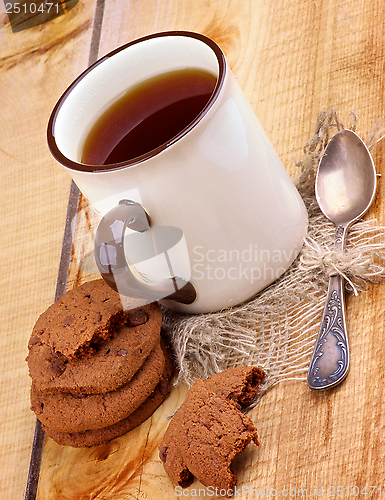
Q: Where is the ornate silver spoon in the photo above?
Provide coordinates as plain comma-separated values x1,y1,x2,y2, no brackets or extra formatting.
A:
307,129,377,390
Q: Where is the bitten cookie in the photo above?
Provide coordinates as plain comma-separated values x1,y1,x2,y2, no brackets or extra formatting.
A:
31,341,166,433
42,342,174,447
31,279,131,359
203,366,265,407
26,302,162,394
159,366,265,495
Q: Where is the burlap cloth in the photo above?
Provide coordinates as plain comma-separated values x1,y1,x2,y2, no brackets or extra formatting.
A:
161,110,385,393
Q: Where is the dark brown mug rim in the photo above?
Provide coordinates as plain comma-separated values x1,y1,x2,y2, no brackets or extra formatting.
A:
47,31,226,173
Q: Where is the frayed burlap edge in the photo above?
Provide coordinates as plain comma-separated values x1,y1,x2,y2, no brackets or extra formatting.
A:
162,110,385,394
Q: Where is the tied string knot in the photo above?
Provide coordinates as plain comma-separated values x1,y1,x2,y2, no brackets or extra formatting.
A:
300,226,385,296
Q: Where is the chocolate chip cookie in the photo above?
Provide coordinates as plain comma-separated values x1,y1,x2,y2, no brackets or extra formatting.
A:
31,341,166,433
159,366,265,494
31,279,131,359
27,302,162,394
42,343,174,447
203,366,265,407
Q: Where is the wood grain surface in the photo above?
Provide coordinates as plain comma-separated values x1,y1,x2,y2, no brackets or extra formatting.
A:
1,1,385,499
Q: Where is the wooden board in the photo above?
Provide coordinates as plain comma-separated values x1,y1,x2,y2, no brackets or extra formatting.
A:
2,0,385,498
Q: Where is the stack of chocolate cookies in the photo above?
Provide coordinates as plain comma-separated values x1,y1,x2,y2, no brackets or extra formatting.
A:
26,279,173,447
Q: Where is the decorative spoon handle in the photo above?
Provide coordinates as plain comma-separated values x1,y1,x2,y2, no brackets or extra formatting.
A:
307,273,349,390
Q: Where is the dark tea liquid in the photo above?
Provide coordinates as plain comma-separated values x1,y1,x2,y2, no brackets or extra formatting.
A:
81,68,217,167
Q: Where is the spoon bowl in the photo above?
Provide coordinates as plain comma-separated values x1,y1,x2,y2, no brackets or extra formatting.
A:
308,129,377,390
315,129,377,228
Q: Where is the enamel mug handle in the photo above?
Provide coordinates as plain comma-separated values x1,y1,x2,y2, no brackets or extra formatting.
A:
94,200,196,304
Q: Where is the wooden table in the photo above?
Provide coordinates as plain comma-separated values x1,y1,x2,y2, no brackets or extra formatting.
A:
2,1,385,498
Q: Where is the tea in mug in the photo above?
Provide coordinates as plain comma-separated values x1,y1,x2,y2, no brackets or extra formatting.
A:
81,68,217,168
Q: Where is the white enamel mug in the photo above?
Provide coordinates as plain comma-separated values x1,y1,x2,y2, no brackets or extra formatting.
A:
47,31,308,314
